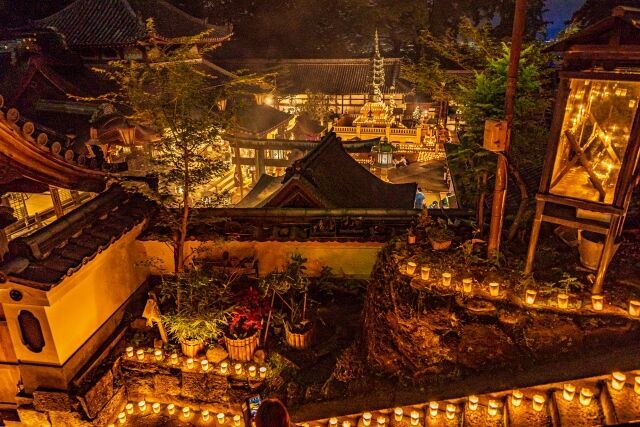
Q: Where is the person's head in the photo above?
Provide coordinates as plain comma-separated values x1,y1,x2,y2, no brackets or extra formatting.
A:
255,398,290,427
417,187,423,193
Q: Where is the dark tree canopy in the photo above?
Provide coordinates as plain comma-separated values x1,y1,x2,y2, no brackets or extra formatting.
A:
570,0,639,26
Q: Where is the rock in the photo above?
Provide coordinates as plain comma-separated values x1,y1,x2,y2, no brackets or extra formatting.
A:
181,371,227,402
153,374,181,396
523,314,583,357
130,318,149,330
285,382,303,406
78,369,114,419
206,346,229,364
48,411,91,427
457,324,519,370
17,408,51,426
253,349,266,364
304,384,322,402
92,386,126,427
33,390,75,412
153,339,164,349
123,372,154,397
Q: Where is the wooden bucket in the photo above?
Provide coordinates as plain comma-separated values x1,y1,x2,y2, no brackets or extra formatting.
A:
224,332,259,362
430,239,452,250
180,340,204,358
285,324,315,350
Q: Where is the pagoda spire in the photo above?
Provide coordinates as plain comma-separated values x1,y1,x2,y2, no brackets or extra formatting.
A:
369,29,385,103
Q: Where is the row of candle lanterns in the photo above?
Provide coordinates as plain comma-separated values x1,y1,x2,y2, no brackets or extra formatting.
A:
112,400,241,425
405,261,640,316
124,347,267,377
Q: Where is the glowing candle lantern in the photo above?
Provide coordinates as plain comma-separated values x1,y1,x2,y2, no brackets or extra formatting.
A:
234,363,243,375
220,362,228,374
591,295,604,311
343,421,351,427
580,388,593,406
201,360,209,372
183,407,191,418
563,384,576,401
125,403,134,415
488,400,498,417
629,300,640,317
557,293,569,309
154,349,163,361
468,395,478,411
138,401,147,413
186,358,194,369
532,395,545,412
511,390,523,407
462,278,473,293
421,266,430,281
152,402,161,413
117,412,126,424
329,418,338,427
170,353,179,364
376,416,386,427
136,349,145,361
429,402,438,417
442,273,452,287
108,424,115,427
612,372,626,391
489,282,500,297
406,262,417,275
167,403,176,415
445,404,456,420
410,411,419,426
217,412,225,424
249,365,257,377
362,413,372,426
635,376,640,395
394,407,403,421
234,415,242,426
259,366,267,378
525,289,537,305
126,346,134,357
202,410,210,422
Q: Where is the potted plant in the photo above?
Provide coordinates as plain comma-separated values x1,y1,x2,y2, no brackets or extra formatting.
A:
427,218,455,250
224,287,265,361
159,271,233,357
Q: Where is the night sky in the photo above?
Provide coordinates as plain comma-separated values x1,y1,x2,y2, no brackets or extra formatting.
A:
545,0,587,38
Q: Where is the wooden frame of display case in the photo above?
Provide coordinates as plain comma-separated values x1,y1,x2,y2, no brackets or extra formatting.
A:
525,7,640,294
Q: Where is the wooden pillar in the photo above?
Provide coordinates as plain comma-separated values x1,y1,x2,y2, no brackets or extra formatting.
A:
49,186,64,218
233,141,244,199
255,148,266,177
0,229,8,261
524,200,544,274
592,215,623,294
70,190,81,205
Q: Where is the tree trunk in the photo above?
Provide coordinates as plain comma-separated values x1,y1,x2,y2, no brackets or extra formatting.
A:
506,158,529,241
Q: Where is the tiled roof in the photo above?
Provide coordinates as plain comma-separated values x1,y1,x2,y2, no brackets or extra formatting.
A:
0,185,154,288
34,0,231,47
234,103,292,137
251,132,417,209
216,58,412,95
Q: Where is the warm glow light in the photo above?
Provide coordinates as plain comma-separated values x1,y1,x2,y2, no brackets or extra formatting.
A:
445,404,456,420
376,416,385,427
217,412,225,424
525,289,537,305
421,266,430,281
249,365,257,377
612,372,626,391
557,293,569,309
462,278,473,293
342,421,351,427
563,384,576,401
118,412,126,424
635,376,640,395
183,407,191,418
201,360,209,372
187,358,194,369
260,366,267,378
138,401,147,412
591,295,604,311
394,407,403,421
468,395,478,411
154,349,163,361
126,346,134,357
234,415,242,426
442,273,452,287
580,388,593,406
152,402,160,413
406,262,417,275
532,394,545,412
410,411,419,426
429,401,439,418
629,300,640,317
125,403,134,414
489,282,500,297
168,404,176,415
329,418,338,427
221,362,228,374
234,363,243,375
488,400,498,416
136,349,145,360
202,410,210,422
511,390,523,407
362,413,372,426
171,353,179,364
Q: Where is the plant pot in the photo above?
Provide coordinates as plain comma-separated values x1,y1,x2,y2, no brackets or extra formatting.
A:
285,323,315,350
578,231,619,271
407,235,416,245
224,332,259,362
430,239,452,250
181,339,204,358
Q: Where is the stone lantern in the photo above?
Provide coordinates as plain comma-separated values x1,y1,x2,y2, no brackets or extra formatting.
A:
372,138,395,181
525,7,640,293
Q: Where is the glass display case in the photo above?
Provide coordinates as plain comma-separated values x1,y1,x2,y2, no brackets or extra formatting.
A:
549,78,640,205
